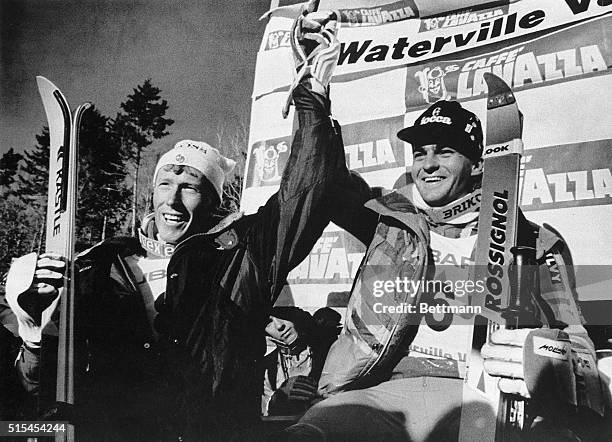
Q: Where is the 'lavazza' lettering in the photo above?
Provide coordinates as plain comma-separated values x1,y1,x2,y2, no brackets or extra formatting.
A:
457,45,607,99
345,138,397,170
521,162,612,206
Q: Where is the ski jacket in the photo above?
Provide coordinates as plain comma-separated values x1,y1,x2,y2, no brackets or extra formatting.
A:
1,83,347,439
318,136,604,416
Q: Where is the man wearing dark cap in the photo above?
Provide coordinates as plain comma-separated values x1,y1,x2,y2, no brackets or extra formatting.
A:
279,71,604,438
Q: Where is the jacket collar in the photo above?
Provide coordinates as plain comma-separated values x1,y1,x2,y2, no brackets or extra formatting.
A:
364,185,420,226
134,211,246,258
364,184,479,227
364,185,430,244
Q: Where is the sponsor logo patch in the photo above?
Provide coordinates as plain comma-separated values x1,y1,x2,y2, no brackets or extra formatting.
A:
533,336,570,361
545,253,563,285
421,113,452,125
139,231,175,258
442,191,481,220
484,145,509,156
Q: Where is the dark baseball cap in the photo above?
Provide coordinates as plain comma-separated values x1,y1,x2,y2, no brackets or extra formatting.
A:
397,100,483,161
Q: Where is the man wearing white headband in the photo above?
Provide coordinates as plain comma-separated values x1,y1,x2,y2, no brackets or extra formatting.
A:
148,139,236,245
154,139,236,204
2,14,344,438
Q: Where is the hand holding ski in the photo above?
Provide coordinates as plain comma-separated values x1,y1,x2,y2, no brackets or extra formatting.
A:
482,328,534,399
483,327,578,402
5,253,65,345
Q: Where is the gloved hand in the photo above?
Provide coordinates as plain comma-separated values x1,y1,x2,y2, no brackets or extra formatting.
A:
483,328,578,405
5,252,65,346
482,328,536,398
279,375,318,401
268,375,318,415
282,7,341,118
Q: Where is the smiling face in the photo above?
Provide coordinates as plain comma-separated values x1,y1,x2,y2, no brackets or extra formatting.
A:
153,165,216,244
265,316,298,346
411,144,483,207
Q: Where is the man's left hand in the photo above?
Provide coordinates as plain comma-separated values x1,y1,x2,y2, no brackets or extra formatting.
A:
282,8,340,118
482,328,534,398
483,327,580,406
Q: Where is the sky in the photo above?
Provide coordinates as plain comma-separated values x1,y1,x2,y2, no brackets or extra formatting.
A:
0,0,272,157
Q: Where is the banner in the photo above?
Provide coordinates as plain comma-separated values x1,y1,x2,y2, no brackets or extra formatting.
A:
254,0,611,98
270,0,519,22
404,18,611,107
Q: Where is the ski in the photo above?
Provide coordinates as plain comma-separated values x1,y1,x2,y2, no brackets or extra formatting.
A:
459,73,525,442
37,76,91,442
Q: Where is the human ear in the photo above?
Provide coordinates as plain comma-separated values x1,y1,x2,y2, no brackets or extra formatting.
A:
471,157,484,177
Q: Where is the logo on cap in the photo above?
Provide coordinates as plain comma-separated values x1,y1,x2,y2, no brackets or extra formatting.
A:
421,107,452,126
175,154,185,163
180,142,207,154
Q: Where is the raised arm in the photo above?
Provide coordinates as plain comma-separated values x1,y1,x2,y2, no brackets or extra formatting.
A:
251,11,378,301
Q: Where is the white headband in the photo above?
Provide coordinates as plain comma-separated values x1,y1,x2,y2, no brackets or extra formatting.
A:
154,140,236,201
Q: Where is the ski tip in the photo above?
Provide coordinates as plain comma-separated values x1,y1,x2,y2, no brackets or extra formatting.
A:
76,102,93,112
484,73,516,110
74,102,93,123
36,76,59,94
36,75,51,86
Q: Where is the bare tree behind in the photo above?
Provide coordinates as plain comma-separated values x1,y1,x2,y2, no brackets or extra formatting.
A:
208,112,249,218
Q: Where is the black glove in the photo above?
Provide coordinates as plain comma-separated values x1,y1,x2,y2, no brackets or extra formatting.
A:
268,375,317,415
